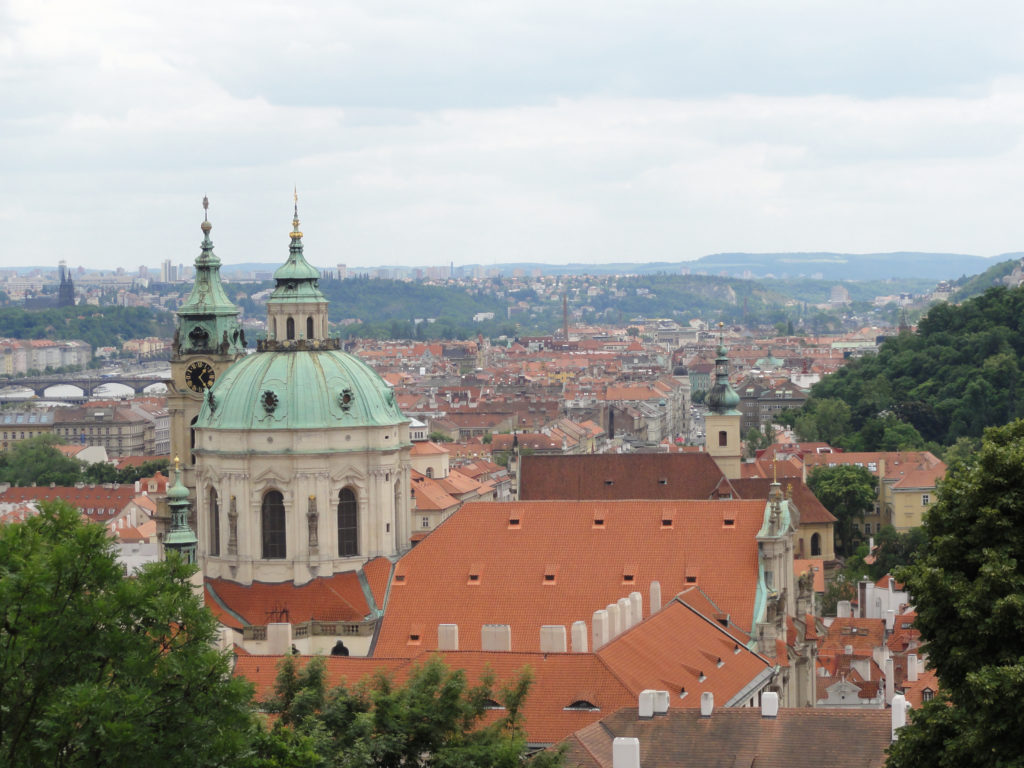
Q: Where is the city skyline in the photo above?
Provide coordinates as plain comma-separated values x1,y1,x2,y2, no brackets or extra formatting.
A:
5,1,1024,270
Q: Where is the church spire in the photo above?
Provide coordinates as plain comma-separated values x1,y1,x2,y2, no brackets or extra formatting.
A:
175,197,245,355
264,190,331,345
164,457,199,565
707,322,741,415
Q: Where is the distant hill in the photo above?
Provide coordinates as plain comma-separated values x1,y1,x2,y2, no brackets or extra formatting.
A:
950,254,1024,301
219,251,997,283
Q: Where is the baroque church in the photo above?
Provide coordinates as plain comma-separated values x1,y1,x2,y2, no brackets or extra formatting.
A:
167,198,412,650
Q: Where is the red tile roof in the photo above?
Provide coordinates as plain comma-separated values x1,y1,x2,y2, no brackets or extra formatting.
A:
374,499,766,657
363,556,393,612
205,572,370,626
0,485,135,523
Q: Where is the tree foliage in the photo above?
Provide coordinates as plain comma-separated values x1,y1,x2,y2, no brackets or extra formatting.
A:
796,286,1024,450
256,655,564,768
887,419,1024,768
806,464,877,557
0,434,83,486
0,305,173,350
0,500,255,767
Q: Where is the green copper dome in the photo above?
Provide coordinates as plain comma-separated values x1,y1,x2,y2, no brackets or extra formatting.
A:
196,347,406,431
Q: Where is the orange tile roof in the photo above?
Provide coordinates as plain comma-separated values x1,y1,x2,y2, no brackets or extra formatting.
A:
374,499,766,657
363,556,393,612
819,617,885,656
206,572,370,626
0,485,135,523
595,599,771,702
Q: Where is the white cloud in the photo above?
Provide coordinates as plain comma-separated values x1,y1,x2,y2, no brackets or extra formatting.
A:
3,0,1024,269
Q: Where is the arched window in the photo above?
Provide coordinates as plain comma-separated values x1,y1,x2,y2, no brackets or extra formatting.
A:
262,491,286,559
286,317,295,340
190,416,198,464
209,487,220,556
425,467,433,478
811,532,821,557
718,430,728,447
307,316,314,339
338,488,358,556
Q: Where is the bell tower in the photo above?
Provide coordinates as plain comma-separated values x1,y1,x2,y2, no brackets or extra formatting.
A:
264,190,329,344
705,324,742,479
167,198,246,498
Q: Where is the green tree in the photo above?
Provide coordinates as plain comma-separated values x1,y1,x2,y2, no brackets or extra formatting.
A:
257,655,564,768
0,434,82,486
744,427,771,458
0,500,256,767
868,525,927,580
807,464,877,557
886,419,1024,768
794,398,851,446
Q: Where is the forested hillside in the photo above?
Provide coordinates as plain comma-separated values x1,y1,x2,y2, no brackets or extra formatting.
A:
0,306,175,350
793,287,1024,451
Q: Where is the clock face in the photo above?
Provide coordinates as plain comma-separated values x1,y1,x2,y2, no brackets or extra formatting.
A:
184,360,216,393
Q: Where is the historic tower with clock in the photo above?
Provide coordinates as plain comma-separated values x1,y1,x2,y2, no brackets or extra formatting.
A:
167,199,247,499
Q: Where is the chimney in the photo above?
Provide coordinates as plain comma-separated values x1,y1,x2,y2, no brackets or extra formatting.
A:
607,603,622,638
653,690,669,716
761,691,779,718
592,609,609,650
612,737,640,768
891,693,909,741
837,600,851,618
907,653,918,682
438,624,459,651
135,480,141,494
265,622,293,656
618,597,633,631
885,658,895,704
481,624,511,651
571,621,589,653
700,692,714,717
629,591,643,625
885,609,896,632
638,690,655,720
540,625,567,653
650,581,662,614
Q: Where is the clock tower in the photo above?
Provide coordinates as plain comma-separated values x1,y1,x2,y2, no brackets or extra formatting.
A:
167,198,246,500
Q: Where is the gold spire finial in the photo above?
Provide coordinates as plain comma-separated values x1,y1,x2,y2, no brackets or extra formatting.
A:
174,455,181,471
290,187,303,240
772,457,777,484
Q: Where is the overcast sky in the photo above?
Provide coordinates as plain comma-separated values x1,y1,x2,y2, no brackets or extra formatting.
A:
4,1,1024,272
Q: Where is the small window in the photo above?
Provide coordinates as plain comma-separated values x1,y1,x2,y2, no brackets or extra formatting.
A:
723,518,735,527
661,518,673,529
922,689,934,702
593,518,605,528
508,518,521,528
482,699,505,710
543,565,558,585
421,516,430,528
685,575,697,584
718,430,727,447
604,479,614,486
922,494,930,505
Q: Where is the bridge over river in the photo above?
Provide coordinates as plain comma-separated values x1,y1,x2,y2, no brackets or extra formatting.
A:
0,374,169,402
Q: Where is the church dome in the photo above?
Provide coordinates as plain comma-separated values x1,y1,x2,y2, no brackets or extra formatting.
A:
197,345,406,431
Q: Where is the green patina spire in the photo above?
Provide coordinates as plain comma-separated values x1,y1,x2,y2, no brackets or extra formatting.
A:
272,189,323,284
175,197,246,355
707,322,741,415
164,457,199,564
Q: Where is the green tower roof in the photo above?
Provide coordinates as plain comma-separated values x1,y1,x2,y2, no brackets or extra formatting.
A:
177,198,242,316
197,347,407,432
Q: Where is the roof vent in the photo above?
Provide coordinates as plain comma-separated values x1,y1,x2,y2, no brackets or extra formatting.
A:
508,517,521,529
